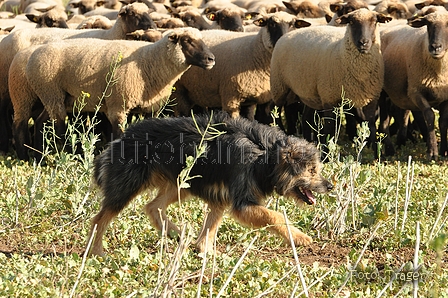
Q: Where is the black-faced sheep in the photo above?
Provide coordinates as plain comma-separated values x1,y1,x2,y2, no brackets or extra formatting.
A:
204,7,259,32
283,0,326,18
75,14,113,29
326,0,369,25
9,28,215,160
381,11,448,158
126,28,162,41
25,5,69,28
172,12,311,119
69,0,103,14
0,2,156,154
270,9,391,156
373,0,411,19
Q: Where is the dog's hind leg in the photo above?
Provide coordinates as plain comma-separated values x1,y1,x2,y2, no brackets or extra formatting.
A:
231,205,312,247
88,208,120,256
144,184,190,239
195,205,225,253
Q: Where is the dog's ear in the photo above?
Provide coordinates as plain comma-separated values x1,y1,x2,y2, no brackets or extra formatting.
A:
280,139,317,165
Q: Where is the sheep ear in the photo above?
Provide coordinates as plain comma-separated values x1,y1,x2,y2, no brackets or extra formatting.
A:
26,14,40,23
386,4,398,14
36,5,56,12
408,16,429,28
168,32,179,43
294,19,311,28
414,1,429,10
336,14,350,25
244,12,259,20
70,1,80,8
283,1,297,13
330,3,343,13
377,13,392,23
253,16,267,27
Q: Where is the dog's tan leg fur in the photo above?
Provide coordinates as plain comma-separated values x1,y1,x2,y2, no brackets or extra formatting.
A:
144,185,190,238
231,205,312,246
89,208,120,256
195,205,225,253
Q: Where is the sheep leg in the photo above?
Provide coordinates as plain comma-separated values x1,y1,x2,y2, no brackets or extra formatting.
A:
12,102,34,160
359,99,379,159
415,95,438,159
301,105,317,142
241,104,257,121
396,109,411,148
378,93,395,156
0,99,12,153
320,109,336,160
33,109,49,161
412,110,428,142
439,101,448,157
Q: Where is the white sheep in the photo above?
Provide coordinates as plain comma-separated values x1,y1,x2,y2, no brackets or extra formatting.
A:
381,11,448,158
9,28,215,159
270,8,391,154
173,11,311,119
0,2,156,154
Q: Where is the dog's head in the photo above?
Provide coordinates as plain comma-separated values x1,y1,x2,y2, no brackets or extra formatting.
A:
272,137,333,205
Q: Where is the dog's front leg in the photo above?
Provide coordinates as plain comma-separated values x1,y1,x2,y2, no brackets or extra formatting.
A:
195,205,225,253
231,205,312,247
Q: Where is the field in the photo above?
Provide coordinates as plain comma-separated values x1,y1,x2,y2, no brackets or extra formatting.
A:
0,103,447,298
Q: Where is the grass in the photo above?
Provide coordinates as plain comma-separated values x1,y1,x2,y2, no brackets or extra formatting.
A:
1,109,447,297
1,60,447,296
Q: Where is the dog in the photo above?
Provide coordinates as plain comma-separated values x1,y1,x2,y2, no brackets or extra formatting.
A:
87,112,333,256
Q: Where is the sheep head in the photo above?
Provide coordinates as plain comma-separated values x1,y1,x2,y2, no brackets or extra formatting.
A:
337,9,391,53
254,11,311,50
409,11,448,59
167,28,215,70
119,3,158,32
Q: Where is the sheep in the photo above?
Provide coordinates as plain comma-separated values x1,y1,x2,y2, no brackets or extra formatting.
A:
9,28,215,160
169,6,257,31
326,0,369,25
155,16,185,28
68,0,103,15
380,11,448,158
76,14,113,29
25,5,69,28
126,28,163,41
172,12,311,119
283,0,326,18
373,0,412,19
0,2,156,154
236,0,287,14
270,9,391,156
0,25,14,34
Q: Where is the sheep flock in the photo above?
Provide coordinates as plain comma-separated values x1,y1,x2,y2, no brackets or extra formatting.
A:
1,0,448,161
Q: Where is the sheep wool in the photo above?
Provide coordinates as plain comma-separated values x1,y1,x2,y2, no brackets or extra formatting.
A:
271,8,387,111
172,11,311,119
9,28,215,159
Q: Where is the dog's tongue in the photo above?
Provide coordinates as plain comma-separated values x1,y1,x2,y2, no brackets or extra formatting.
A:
305,189,316,205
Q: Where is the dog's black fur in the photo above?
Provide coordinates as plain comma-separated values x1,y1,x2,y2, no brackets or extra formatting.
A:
89,112,333,255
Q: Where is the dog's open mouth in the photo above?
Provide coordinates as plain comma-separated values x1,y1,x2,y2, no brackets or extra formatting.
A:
295,186,316,205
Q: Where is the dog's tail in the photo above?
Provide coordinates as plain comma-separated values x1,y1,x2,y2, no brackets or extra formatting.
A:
93,138,152,212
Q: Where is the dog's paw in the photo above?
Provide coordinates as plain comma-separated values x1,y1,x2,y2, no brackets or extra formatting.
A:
289,229,313,246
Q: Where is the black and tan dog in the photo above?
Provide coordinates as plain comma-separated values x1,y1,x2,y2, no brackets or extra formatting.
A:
88,112,333,256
